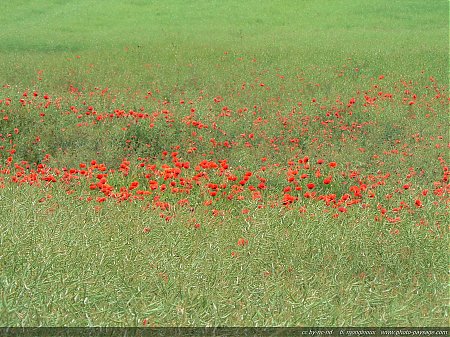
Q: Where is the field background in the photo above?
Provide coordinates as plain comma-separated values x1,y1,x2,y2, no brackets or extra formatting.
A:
0,0,448,327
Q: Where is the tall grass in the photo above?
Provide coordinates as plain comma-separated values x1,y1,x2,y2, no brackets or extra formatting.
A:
0,0,448,327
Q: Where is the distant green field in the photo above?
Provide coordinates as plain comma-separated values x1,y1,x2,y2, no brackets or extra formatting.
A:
0,0,448,328
0,0,448,85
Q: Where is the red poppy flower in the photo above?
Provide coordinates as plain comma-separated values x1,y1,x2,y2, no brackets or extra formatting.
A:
323,177,332,185
237,238,248,246
129,181,139,190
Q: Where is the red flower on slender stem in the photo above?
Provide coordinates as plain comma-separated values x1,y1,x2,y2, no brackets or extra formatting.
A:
237,238,248,246
129,181,139,190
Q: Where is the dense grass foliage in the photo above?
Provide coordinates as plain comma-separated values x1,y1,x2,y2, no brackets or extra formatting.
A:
0,0,448,327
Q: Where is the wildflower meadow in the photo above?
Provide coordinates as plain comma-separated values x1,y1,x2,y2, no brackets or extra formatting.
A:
0,0,448,328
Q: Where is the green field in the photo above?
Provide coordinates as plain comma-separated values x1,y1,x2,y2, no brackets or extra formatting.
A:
0,0,448,328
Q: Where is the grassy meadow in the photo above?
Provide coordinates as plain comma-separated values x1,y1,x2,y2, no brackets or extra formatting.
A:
0,0,448,328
